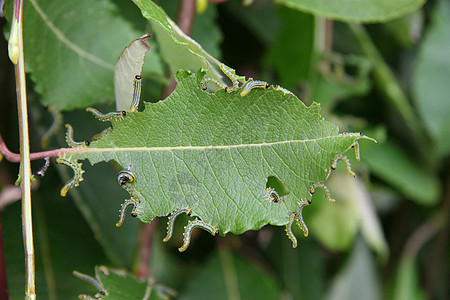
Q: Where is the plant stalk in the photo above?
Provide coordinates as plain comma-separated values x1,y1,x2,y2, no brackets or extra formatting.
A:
348,24,428,153
9,0,36,298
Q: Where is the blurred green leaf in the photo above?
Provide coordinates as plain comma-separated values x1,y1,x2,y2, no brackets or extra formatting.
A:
309,54,372,109
310,168,388,256
190,4,223,59
275,0,425,23
413,0,450,157
265,233,326,299
132,0,224,83
392,257,425,300
4,0,154,110
353,178,389,260
361,141,441,206
309,172,360,251
381,11,424,47
264,6,315,89
178,249,279,300
224,0,279,45
76,266,174,299
325,238,381,300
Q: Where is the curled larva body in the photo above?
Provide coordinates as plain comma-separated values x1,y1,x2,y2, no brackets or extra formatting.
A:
117,169,138,200
240,80,270,97
86,107,126,122
130,75,142,112
163,208,192,242
220,63,239,93
200,77,226,91
179,219,218,252
353,141,361,161
117,170,136,185
296,200,309,237
73,270,108,296
284,200,310,248
309,182,335,203
65,124,90,148
116,198,139,227
56,157,84,197
115,168,140,225
37,157,50,177
91,125,113,142
331,154,355,177
200,63,239,93
285,212,298,248
41,105,62,148
264,187,281,203
274,84,294,96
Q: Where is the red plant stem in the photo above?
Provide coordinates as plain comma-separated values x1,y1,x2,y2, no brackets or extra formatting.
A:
425,177,450,296
163,0,197,97
136,220,158,279
0,133,82,163
178,0,196,36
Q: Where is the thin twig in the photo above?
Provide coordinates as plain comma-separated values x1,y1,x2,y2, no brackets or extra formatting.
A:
402,212,446,259
9,0,36,298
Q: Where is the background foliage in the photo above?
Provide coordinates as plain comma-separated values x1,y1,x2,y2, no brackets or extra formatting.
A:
0,0,448,299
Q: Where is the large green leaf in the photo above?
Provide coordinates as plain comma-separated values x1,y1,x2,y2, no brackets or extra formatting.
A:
413,0,450,157
325,239,381,300
4,0,158,110
58,70,372,250
275,0,425,23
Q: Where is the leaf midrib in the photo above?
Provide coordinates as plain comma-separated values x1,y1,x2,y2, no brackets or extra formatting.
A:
89,135,343,153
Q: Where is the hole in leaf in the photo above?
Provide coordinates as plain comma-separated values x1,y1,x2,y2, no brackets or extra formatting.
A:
266,176,290,198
